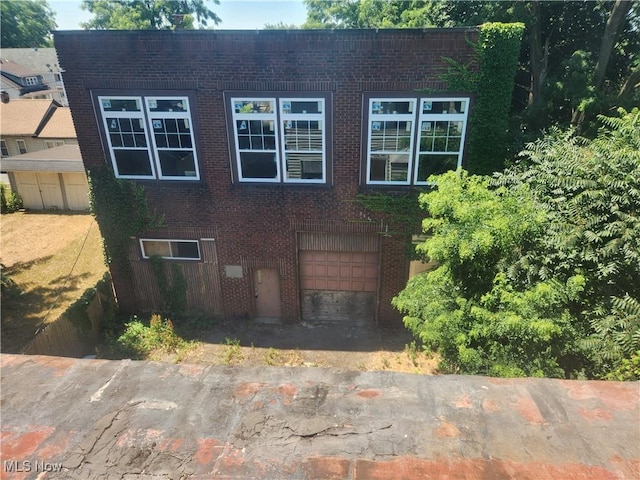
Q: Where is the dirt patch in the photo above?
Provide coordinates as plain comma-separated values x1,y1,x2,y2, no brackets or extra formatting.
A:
158,320,440,375
1,212,107,353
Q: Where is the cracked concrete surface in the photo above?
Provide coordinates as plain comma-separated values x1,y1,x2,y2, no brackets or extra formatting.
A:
1,354,639,479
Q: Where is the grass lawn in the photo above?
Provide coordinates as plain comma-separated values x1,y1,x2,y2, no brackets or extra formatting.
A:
1,211,107,353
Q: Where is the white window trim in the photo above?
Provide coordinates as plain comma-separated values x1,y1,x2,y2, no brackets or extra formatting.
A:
366,98,417,186
98,95,200,181
99,96,155,180
144,96,200,181
25,76,39,86
414,97,470,186
139,238,201,261
230,96,328,184
16,139,27,154
44,140,66,149
280,98,326,184
364,96,470,186
231,97,281,183
0,139,8,156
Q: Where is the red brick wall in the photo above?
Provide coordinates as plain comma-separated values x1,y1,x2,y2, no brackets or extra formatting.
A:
55,29,476,327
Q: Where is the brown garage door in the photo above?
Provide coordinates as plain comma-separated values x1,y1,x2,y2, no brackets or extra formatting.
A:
300,251,378,292
299,247,378,325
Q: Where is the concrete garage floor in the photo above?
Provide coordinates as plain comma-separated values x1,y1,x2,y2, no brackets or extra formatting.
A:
1,354,639,479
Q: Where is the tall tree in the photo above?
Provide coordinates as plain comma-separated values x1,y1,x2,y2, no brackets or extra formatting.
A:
80,0,220,30
1,0,57,48
302,1,640,136
302,0,446,29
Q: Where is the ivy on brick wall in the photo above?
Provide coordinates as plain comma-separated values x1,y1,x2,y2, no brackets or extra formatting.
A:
150,256,187,317
445,22,525,174
88,166,164,273
358,23,524,249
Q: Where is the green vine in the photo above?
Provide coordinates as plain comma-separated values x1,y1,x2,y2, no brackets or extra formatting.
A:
150,256,187,317
357,24,524,254
88,166,164,273
355,191,426,258
443,22,525,174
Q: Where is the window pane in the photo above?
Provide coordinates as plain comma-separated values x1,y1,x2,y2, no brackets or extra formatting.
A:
284,120,323,152
371,100,414,115
143,240,171,257
134,134,147,147
447,137,461,152
101,98,140,112
240,152,277,179
282,100,322,114
147,98,187,112
422,100,466,114
172,241,199,259
416,154,459,182
167,134,180,148
285,152,323,180
370,154,409,182
370,121,412,152
114,150,153,176
233,100,274,114
238,135,250,149
110,134,123,147
158,151,197,177
180,134,192,148
122,134,135,147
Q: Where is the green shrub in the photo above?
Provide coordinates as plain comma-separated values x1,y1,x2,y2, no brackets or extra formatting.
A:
115,314,192,359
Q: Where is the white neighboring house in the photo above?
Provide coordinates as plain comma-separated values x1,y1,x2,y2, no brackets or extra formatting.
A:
0,48,67,105
0,98,89,211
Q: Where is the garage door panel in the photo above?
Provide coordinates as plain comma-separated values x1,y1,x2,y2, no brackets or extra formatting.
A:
364,266,378,278
62,173,90,210
326,252,340,262
299,250,378,293
14,172,43,209
38,172,64,209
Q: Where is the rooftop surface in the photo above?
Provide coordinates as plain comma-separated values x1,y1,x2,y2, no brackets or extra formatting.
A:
0,145,83,172
37,107,76,138
0,99,55,136
1,354,638,479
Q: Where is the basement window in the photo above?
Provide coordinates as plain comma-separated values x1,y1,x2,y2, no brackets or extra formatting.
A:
97,95,200,181
140,239,201,260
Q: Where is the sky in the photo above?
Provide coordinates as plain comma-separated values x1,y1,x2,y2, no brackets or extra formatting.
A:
49,0,308,30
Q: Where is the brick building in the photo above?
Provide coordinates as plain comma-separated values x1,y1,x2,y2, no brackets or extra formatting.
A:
54,28,476,327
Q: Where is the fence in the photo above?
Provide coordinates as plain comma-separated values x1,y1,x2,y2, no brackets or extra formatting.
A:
23,276,114,358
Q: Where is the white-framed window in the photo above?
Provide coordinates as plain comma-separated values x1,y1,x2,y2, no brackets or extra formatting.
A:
140,239,201,260
98,95,199,180
0,139,8,157
16,139,27,154
366,98,417,185
230,96,327,183
25,76,39,86
44,140,65,149
365,96,470,185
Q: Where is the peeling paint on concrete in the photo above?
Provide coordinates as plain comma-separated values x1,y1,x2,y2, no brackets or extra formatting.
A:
1,354,638,479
